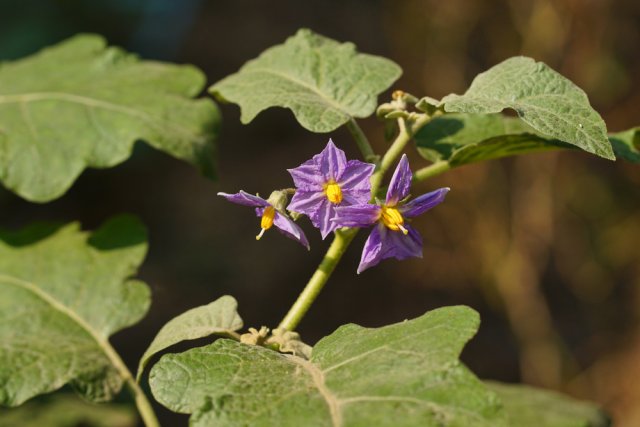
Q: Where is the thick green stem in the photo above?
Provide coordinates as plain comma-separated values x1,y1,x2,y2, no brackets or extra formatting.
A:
345,118,376,162
413,160,451,182
278,228,358,331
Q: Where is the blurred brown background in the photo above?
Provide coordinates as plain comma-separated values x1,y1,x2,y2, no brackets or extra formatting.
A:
1,0,639,425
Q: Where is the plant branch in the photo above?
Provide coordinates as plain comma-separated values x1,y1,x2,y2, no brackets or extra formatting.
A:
413,160,451,182
278,228,358,331
105,344,160,427
370,114,433,196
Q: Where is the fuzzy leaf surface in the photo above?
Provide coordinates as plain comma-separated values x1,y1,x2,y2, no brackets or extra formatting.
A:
0,216,149,406
0,34,219,202
487,382,610,427
210,28,401,133
441,57,613,160
137,295,243,381
149,306,505,427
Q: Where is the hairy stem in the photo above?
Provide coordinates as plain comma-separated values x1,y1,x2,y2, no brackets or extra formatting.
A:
345,118,377,162
278,228,358,331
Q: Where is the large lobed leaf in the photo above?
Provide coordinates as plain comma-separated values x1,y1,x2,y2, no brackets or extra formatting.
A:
149,306,506,427
0,34,219,202
0,216,149,406
210,28,402,133
441,57,614,160
136,295,243,381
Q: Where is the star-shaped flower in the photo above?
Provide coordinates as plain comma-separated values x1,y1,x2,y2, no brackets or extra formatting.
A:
332,154,449,273
218,190,310,249
287,139,375,239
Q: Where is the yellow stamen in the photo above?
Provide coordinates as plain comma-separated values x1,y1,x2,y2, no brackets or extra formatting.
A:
325,181,343,204
381,206,409,235
256,206,275,240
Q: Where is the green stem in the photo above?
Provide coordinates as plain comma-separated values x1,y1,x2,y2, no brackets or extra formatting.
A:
105,345,160,427
278,228,358,331
369,118,411,195
345,118,376,162
412,160,451,182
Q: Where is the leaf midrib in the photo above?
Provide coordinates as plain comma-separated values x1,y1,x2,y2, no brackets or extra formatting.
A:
287,355,342,427
239,68,349,113
0,92,206,144
0,273,133,382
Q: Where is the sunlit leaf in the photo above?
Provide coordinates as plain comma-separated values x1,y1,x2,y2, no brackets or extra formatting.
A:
441,57,614,160
487,382,610,427
211,28,401,133
0,216,149,406
0,34,219,202
149,306,505,427
136,295,243,381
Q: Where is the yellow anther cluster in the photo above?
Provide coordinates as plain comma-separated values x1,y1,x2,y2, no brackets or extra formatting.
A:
256,206,276,240
381,206,409,235
325,182,343,204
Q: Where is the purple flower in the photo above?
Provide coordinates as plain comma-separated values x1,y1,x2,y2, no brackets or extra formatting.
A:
218,190,310,249
332,154,449,273
287,139,375,239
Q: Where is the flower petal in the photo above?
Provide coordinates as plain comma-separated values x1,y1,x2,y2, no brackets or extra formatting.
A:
357,224,423,274
311,198,340,239
401,187,450,218
273,212,310,250
318,139,347,182
357,225,385,274
339,160,375,192
287,190,325,215
287,158,324,191
383,224,423,260
386,154,412,205
218,191,267,207
341,189,371,206
332,204,381,228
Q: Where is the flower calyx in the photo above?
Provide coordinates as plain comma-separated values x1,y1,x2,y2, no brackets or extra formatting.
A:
239,326,312,359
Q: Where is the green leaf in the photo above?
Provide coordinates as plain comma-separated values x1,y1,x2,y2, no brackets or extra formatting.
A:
609,127,640,163
136,295,243,382
0,34,219,202
487,382,610,427
0,393,137,427
210,28,401,133
441,57,614,160
0,216,149,406
415,113,570,166
149,306,505,426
